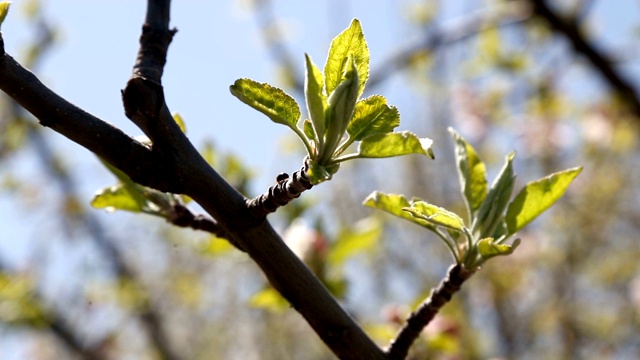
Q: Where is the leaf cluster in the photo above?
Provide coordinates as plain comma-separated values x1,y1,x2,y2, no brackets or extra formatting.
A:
365,128,581,269
230,19,434,184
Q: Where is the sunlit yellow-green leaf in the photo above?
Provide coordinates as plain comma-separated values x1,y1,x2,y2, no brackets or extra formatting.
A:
477,237,520,259
506,167,582,234
0,2,10,29
249,287,289,312
357,131,434,159
328,217,382,266
347,96,399,141
172,112,187,133
91,184,145,213
404,201,466,232
449,128,487,214
363,191,435,231
230,78,301,129
324,19,369,97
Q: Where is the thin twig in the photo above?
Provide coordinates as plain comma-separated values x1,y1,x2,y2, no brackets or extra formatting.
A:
367,3,532,91
528,0,640,117
386,264,475,360
247,160,313,219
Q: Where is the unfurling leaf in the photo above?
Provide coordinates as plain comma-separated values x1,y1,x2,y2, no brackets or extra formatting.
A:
477,237,520,260
506,167,582,234
449,128,487,214
363,191,435,231
473,152,516,238
230,78,301,129
323,57,360,160
304,54,328,140
404,201,466,232
357,131,434,159
348,96,399,141
324,18,369,97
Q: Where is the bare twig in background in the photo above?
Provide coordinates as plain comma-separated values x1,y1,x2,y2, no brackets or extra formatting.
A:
528,0,640,117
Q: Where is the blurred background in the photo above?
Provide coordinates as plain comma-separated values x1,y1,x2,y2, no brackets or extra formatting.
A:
1,0,640,359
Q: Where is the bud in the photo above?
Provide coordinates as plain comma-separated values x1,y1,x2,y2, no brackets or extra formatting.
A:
318,57,359,164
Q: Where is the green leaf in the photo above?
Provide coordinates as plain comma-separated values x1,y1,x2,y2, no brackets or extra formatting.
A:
473,152,516,238
357,131,434,159
324,19,369,97
91,184,145,213
477,237,520,259
449,128,487,214
506,167,582,234
403,201,466,232
328,218,382,266
172,113,187,133
347,96,399,141
230,78,301,129
304,54,328,140
0,2,10,29
363,191,435,231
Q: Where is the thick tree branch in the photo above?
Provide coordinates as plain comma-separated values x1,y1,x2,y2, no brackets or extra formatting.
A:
247,160,313,218
528,0,640,117
386,264,474,360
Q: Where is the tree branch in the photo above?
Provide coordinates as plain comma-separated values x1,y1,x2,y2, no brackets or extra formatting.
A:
247,160,313,218
528,0,640,117
386,264,475,360
168,204,236,241
0,3,386,359
367,3,532,91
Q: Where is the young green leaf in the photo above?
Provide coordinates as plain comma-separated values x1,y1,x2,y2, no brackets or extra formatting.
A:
403,201,466,232
91,184,145,213
449,128,487,214
506,167,582,234
304,54,328,141
0,2,10,29
363,191,435,230
347,95,399,141
356,131,434,159
230,78,301,129
473,152,516,238
324,19,369,97
477,237,520,259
